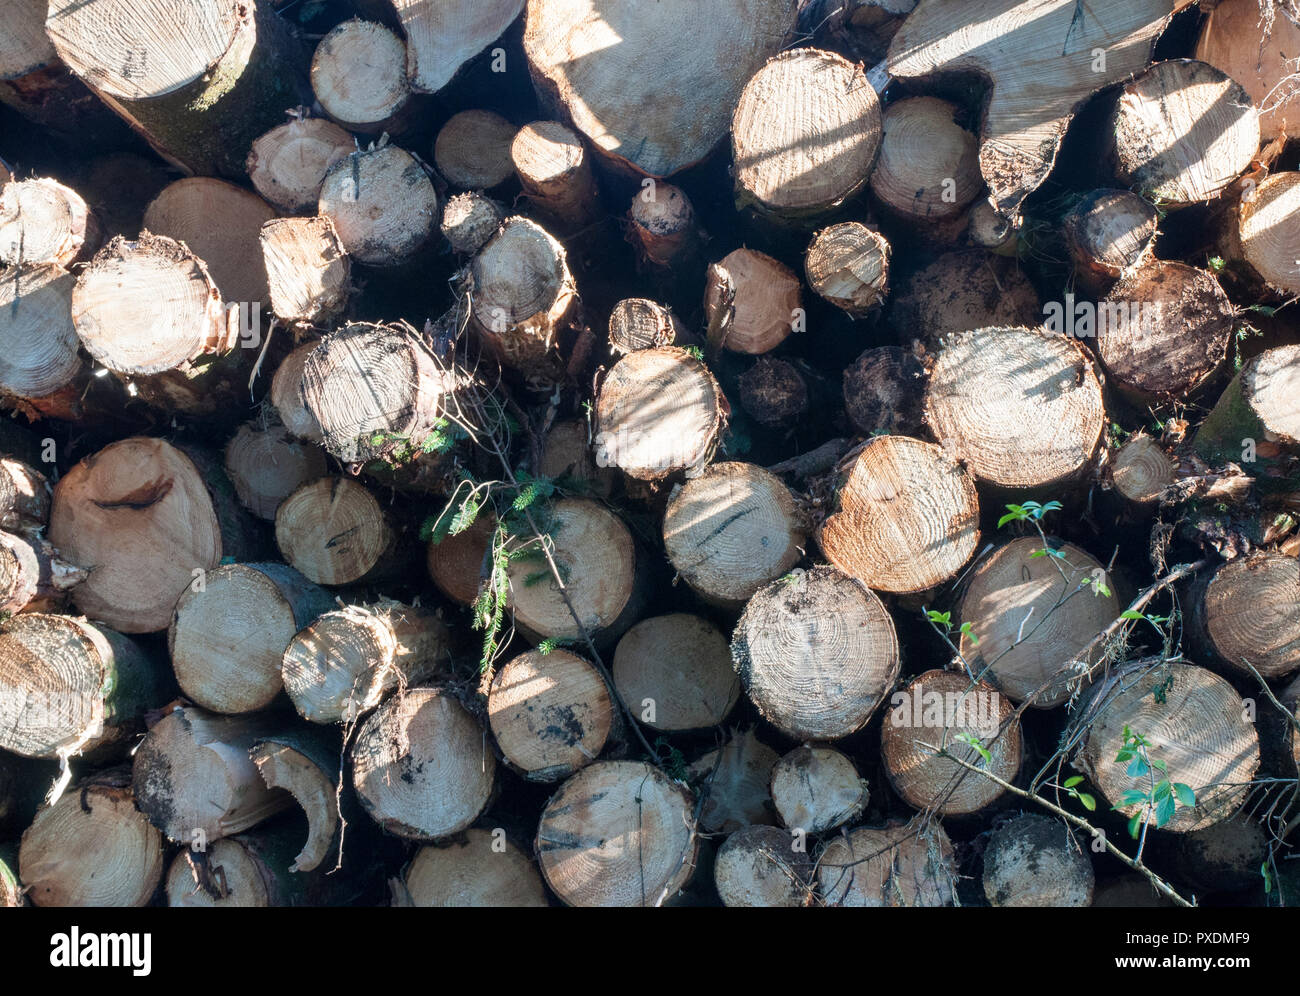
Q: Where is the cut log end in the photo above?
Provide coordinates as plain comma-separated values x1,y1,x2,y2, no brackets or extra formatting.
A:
318,146,439,267
260,216,351,325
714,825,812,907
247,116,355,215
1062,188,1157,293
311,19,410,133
626,182,698,268
434,110,517,190
737,357,809,429
1110,434,1175,506
842,346,925,437
817,821,956,907
0,177,99,268
403,829,548,907
770,746,868,834
1199,552,1300,680
440,191,505,255
704,248,802,355
612,613,740,732
983,814,1095,907
868,96,980,223
275,477,394,586
805,221,890,317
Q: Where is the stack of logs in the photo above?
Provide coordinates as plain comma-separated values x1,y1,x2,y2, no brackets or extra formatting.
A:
0,0,1298,908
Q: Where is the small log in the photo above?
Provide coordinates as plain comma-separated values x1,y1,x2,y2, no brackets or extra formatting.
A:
163,821,325,906
594,346,725,480
132,706,294,843
434,110,517,190
539,419,614,496
224,420,328,521
626,182,699,270
487,647,613,781
607,298,682,355
890,249,1039,351
662,461,804,608
1226,171,1300,298
732,48,881,224
714,825,812,908
318,144,439,267
1194,344,1300,490
281,599,450,724
1197,0,1300,142
440,191,505,255
142,177,276,308
511,120,601,228
0,458,50,532
1108,433,1176,510
247,114,355,215
769,746,869,834
0,264,86,420
958,537,1121,707
924,327,1106,493
46,0,310,179
842,345,925,437
732,567,899,741
983,814,1094,907
269,341,324,443
881,669,1021,816
1078,662,1260,833
1109,59,1260,208
403,829,548,907
0,530,87,615
169,562,333,714
311,20,411,134
737,357,809,429
351,686,495,840
260,216,351,326
687,727,779,834
1062,189,1158,296
536,760,697,907
804,221,890,317
703,248,802,355
817,435,981,594
275,476,401,586
817,820,955,907
426,512,494,607
395,0,524,94
250,728,342,873
612,613,740,732
19,779,163,907
0,177,99,267
1188,551,1300,681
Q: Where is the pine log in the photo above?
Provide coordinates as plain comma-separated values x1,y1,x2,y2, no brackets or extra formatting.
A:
402,829,548,907
804,221,890,317
351,686,495,840
224,420,328,521
703,248,802,355
282,600,449,724
0,458,50,533
269,341,324,442
1197,0,1300,141
434,110,518,190
246,114,355,215
523,0,795,177
817,820,955,907
311,20,411,134
890,249,1040,351
1078,662,1260,833
881,669,1021,815
769,746,868,834
1109,59,1260,208
511,120,601,228
714,824,812,908
612,614,740,732
1093,261,1233,404
1108,433,1176,510
841,346,925,437
817,435,980,594
275,477,401,586
1194,344,1300,490
426,512,494,607
163,820,325,906
687,728,779,834
0,177,100,268
1189,551,1300,680
392,0,524,94
169,562,333,714
594,346,725,481
662,461,804,607
535,760,697,907
737,357,809,429
1062,189,1158,296
133,706,294,842
867,96,980,233
626,182,699,269
924,327,1106,492
0,613,162,759
260,217,350,327
142,177,275,308
19,779,163,907
983,814,1094,907
1227,171,1300,297
0,263,87,420
539,419,614,496
607,298,682,355
487,647,613,781
958,537,1122,707
249,728,341,873
317,144,439,267
732,566,899,740
0,530,87,615
440,191,505,255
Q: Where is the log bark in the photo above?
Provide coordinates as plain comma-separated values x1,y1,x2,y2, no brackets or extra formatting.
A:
1197,0,1300,141
434,110,518,190
523,0,795,177
132,706,294,842
440,191,505,255
511,120,601,228
804,221,889,317
842,346,925,437
611,613,739,732
957,537,1121,707
45,0,311,179
311,20,411,134
1226,171,1300,298
0,530,87,615
392,0,523,94
269,341,324,442
662,462,804,607
607,298,682,355
1188,551,1300,681
594,346,725,481
703,248,802,355
686,727,779,834
350,686,495,840
487,647,613,781
890,249,1040,351
769,746,868,834
402,828,548,907
260,216,350,326
817,820,955,907
714,825,812,908
169,562,333,714
0,613,164,759
249,728,342,873
1109,59,1260,208
274,476,402,586
1062,188,1158,296
0,263,87,420
246,114,354,215
281,599,450,724
817,435,981,594
626,182,699,269
317,144,439,267
19,778,163,907
732,566,899,741
924,327,1106,493
535,760,697,906
983,814,1094,907
224,420,328,521
0,177,100,268
737,357,808,429
881,669,1021,816
0,458,49,533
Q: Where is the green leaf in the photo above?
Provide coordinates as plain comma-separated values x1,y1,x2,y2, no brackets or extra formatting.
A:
1127,811,1144,839
1120,610,1146,621
955,732,991,764
1029,549,1048,558
1078,793,1097,811
1151,758,1168,773
1155,794,1175,827
1172,783,1196,807
1127,756,1150,778
1262,861,1274,894
1117,789,1148,808
1115,748,1135,763
1063,776,1084,788
1152,779,1171,801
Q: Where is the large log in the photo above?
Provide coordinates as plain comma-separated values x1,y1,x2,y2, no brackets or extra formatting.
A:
611,614,740,732
0,264,86,420
390,0,524,94
1188,551,1300,681
402,829,548,907
310,19,411,135
1196,0,1300,141
983,814,1094,907
317,144,439,267
817,820,955,907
